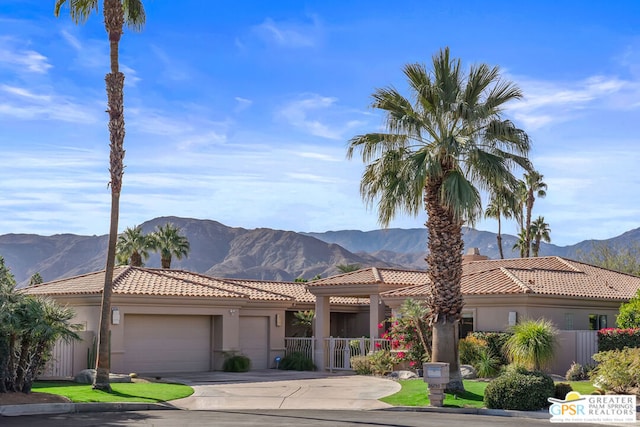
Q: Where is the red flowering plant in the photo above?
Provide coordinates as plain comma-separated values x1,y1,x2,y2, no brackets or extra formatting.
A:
379,308,431,369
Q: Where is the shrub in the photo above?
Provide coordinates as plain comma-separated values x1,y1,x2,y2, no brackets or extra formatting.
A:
279,352,315,371
505,318,557,371
350,355,373,375
554,383,573,400
590,348,640,394
598,328,640,351
459,336,488,365
469,331,511,365
565,362,588,381
222,353,251,372
474,347,501,378
368,350,394,375
617,289,640,329
484,369,555,411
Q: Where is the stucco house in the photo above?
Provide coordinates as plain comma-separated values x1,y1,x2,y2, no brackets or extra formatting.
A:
24,252,640,376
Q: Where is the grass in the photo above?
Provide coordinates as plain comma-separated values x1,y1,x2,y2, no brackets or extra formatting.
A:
32,380,193,403
380,379,487,408
380,379,596,408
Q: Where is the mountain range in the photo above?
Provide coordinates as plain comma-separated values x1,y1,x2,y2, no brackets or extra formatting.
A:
2,216,639,287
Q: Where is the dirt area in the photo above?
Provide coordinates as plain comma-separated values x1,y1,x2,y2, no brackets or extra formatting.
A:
0,391,71,406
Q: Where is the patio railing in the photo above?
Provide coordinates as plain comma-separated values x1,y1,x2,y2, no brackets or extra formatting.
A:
284,337,391,372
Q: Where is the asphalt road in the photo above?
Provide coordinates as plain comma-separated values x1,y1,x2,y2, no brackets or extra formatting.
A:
0,409,617,427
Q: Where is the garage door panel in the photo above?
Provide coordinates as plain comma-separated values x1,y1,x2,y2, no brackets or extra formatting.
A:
239,316,269,370
124,314,211,373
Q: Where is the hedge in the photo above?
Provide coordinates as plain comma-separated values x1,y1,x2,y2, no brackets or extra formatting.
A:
597,328,640,351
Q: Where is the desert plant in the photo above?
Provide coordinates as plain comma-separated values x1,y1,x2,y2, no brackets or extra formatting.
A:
459,336,488,365
367,350,394,376
279,352,315,371
222,352,251,372
590,348,640,394
468,332,511,365
292,310,314,337
474,347,501,378
350,355,373,375
484,369,555,410
505,318,557,370
565,361,588,381
554,382,573,400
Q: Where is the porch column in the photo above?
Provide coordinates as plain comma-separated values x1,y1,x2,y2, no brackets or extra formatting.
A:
369,293,386,339
313,295,330,371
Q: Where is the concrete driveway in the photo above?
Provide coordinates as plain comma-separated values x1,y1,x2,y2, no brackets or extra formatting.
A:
163,370,401,410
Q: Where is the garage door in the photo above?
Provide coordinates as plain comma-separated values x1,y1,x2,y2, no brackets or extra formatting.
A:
124,314,211,373
239,316,269,369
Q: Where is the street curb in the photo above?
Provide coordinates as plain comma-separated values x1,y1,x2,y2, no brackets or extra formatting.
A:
0,402,175,417
383,406,550,419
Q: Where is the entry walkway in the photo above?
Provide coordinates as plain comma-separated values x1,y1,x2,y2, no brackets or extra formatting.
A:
164,370,401,410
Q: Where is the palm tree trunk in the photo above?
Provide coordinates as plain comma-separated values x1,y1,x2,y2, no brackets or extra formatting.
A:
496,216,504,259
94,0,126,392
525,192,534,258
424,181,465,393
161,256,171,269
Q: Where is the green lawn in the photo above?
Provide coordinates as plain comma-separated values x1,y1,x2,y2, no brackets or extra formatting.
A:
32,381,193,403
380,379,487,408
380,379,596,408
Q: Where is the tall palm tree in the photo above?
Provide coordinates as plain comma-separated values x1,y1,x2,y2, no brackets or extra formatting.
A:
523,171,547,257
530,216,551,257
347,48,531,392
54,0,145,392
150,223,190,269
512,229,529,258
116,225,153,267
484,186,518,259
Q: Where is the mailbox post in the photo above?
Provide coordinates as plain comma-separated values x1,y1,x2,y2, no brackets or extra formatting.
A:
423,362,449,407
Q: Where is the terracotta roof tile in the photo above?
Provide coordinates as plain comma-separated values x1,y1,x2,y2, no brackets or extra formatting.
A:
381,256,640,300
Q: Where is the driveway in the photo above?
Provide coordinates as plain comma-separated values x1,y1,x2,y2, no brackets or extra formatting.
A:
163,370,401,410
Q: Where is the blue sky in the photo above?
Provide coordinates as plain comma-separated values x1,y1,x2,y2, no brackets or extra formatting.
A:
1,0,639,247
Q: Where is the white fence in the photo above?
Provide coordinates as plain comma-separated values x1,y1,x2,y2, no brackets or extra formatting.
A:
287,331,599,374
284,337,391,371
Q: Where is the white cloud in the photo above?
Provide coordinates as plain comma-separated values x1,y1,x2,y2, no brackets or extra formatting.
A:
234,97,253,112
0,38,51,73
0,84,98,123
277,94,367,140
252,17,321,48
509,74,638,129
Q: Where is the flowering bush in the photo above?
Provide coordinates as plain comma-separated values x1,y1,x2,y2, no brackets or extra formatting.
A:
380,315,430,368
598,327,640,351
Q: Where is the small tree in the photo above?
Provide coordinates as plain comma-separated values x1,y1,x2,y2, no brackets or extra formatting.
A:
505,318,557,371
292,310,314,337
337,264,361,273
617,289,640,329
28,273,43,286
150,223,190,269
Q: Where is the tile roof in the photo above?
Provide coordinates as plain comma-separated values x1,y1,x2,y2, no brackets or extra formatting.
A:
306,267,429,288
221,278,370,305
24,256,640,303
24,267,291,301
381,256,640,300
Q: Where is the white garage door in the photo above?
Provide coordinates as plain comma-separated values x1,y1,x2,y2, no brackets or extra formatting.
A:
239,316,269,369
124,314,211,373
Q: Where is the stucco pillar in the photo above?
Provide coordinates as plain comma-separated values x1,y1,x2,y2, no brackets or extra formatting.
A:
313,295,330,371
369,294,386,340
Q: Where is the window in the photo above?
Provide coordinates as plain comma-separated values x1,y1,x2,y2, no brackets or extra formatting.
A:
564,313,574,330
589,314,608,330
459,312,474,338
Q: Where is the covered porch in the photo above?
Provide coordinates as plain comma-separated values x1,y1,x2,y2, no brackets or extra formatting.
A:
305,267,428,370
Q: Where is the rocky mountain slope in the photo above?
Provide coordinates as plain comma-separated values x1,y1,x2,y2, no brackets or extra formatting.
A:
1,216,637,286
